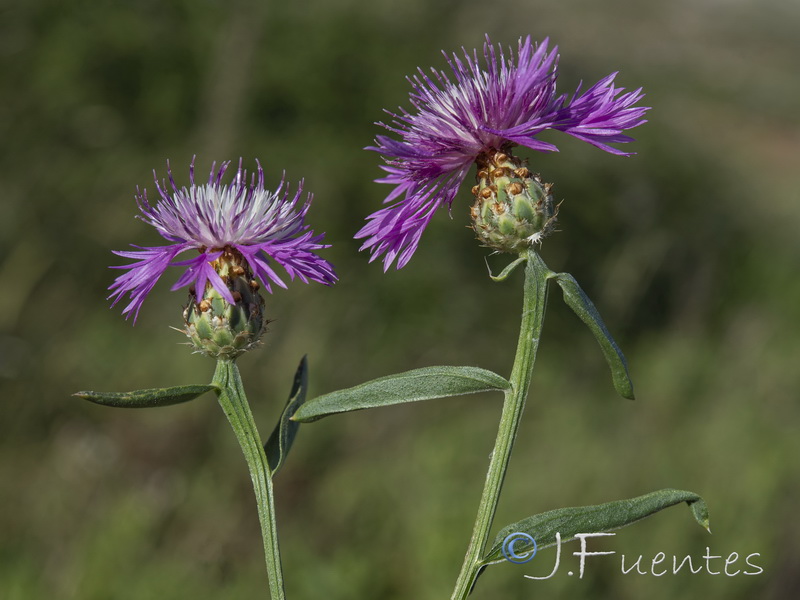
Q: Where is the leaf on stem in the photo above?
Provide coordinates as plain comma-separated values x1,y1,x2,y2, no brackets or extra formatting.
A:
552,272,635,399
74,384,218,408
481,488,710,565
265,356,309,476
292,366,510,422
486,255,527,282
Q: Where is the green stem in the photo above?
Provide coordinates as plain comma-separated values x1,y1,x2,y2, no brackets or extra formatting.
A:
213,359,286,600
450,249,551,599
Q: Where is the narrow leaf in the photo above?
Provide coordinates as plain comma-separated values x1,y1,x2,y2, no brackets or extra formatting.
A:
486,255,527,282
553,273,635,399
293,366,510,423
482,488,710,565
74,384,218,408
265,356,309,476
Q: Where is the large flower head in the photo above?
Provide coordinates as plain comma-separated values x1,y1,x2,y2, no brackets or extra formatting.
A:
109,158,337,323
356,35,649,269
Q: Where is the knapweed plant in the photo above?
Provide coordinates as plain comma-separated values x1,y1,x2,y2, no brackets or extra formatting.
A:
294,36,710,598
74,36,710,600
76,159,336,600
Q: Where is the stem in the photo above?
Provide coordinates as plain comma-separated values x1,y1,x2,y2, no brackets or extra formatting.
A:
450,249,551,599
213,359,286,600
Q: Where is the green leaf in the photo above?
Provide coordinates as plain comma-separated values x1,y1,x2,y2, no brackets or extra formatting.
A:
482,488,710,565
552,272,635,399
74,384,218,408
486,255,528,282
293,366,510,423
264,356,309,476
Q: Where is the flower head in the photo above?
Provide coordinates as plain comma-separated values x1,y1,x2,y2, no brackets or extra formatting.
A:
109,158,336,322
356,35,649,269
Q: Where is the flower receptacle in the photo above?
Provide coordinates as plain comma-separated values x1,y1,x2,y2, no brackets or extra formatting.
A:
470,150,557,254
183,247,266,359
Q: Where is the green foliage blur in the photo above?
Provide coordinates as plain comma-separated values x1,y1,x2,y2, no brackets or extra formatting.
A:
2,0,799,598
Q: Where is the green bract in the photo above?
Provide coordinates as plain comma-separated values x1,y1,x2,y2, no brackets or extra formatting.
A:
470,150,557,253
183,248,266,359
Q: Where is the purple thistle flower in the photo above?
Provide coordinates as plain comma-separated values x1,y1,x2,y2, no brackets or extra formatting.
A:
356,35,650,270
109,159,337,321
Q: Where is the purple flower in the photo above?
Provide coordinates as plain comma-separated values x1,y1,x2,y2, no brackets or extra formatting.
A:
356,35,649,269
109,159,337,321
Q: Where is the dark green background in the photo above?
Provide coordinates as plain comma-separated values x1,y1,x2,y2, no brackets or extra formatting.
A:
2,0,798,598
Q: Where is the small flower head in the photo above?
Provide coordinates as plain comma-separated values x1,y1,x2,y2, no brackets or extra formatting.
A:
109,159,337,340
357,35,649,269
182,246,268,359
470,150,557,254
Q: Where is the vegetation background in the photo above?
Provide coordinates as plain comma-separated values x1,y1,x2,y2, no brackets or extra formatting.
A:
1,0,798,598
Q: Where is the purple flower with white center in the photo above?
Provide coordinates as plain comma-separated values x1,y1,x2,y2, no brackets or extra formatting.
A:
356,35,650,270
109,159,336,321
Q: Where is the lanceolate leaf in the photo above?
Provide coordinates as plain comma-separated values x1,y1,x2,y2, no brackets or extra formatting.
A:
487,255,528,282
553,272,635,399
293,366,510,423
74,384,218,408
482,489,710,565
265,356,309,476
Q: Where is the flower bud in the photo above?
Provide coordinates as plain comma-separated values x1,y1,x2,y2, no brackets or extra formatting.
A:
470,150,557,253
183,247,266,359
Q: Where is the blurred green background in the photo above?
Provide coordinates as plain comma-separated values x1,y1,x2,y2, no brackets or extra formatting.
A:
2,0,799,598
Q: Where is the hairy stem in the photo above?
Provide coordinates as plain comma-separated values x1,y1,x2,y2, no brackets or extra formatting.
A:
450,249,551,599
213,359,286,600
